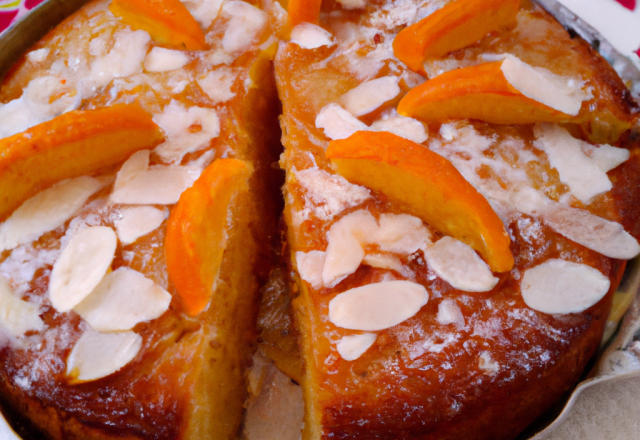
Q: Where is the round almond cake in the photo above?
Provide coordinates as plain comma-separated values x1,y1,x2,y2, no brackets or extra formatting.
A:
0,0,639,439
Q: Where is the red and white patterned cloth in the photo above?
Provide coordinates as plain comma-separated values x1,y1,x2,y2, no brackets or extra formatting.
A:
0,0,46,33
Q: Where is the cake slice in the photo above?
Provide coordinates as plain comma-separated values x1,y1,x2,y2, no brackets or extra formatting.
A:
0,0,285,438
275,0,640,438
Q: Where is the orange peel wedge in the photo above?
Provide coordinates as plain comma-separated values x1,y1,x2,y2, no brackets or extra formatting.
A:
165,158,253,316
110,0,207,51
397,60,575,125
393,0,520,74
287,0,322,29
0,103,164,221
325,131,513,273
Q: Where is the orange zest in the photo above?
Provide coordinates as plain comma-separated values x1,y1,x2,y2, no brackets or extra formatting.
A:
287,0,322,28
397,61,573,125
0,104,164,221
110,0,207,51
326,131,514,272
393,0,519,74
165,158,253,316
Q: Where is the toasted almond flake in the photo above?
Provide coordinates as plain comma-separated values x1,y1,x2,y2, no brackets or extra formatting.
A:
290,23,334,49
424,237,498,292
144,47,189,72
0,276,44,337
323,210,378,288
111,150,201,205
90,29,150,89
197,67,237,103
315,103,368,140
295,250,326,289
74,268,171,332
222,1,268,55
501,55,589,116
339,76,401,116
543,204,640,260
66,328,142,384
0,176,103,252
436,298,465,327
582,142,630,173
153,102,221,163
478,351,499,375
521,259,610,314
49,227,117,313
336,333,377,361
294,167,371,221
328,280,428,331
376,213,432,254
181,0,223,29
535,124,612,203
507,187,640,260
363,253,412,278
115,206,168,245
27,48,50,63
336,0,367,10
370,115,428,144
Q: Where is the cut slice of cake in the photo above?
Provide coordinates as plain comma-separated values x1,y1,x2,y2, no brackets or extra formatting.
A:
275,0,640,438
0,0,285,438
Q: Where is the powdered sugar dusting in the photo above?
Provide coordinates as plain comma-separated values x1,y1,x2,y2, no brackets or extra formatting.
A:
294,168,371,221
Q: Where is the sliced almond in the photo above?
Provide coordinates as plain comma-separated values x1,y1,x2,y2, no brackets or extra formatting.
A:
363,253,412,278
534,124,611,203
340,76,401,117
144,47,189,72
74,268,170,332
336,333,377,361
543,204,640,260
424,237,498,292
478,351,499,375
295,250,326,290
582,142,630,173
153,102,221,163
66,328,142,384
111,150,201,205
49,226,117,313
0,276,44,337
290,23,334,49
328,280,428,331
197,67,237,103
315,103,368,141
501,55,589,116
376,213,432,254
521,259,610,314
114,206,168,245
323,210,378,288
436,298,465,327
0,176,103,252
221,1,268,55
370,115,428,144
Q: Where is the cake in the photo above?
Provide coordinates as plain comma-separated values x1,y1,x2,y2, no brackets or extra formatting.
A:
1,0,640,438
275,0,640,438
0,0,284,438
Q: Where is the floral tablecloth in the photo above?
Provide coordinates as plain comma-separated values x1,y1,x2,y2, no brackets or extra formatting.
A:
0,0,45,33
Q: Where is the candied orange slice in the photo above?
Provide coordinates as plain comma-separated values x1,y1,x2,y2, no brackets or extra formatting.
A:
393,0,519,74
0,103,164,221
110,0,206,51
326,131,513,272
165,158,253,316
397,61,574,125
288,0,322,28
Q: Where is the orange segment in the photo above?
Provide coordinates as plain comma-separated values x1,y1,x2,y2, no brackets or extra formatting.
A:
397,61,573,125
165,158,253,316
0,103,164,221
288,0,322,28
326,131,513,273
110,0,207,51
393,0,519,74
